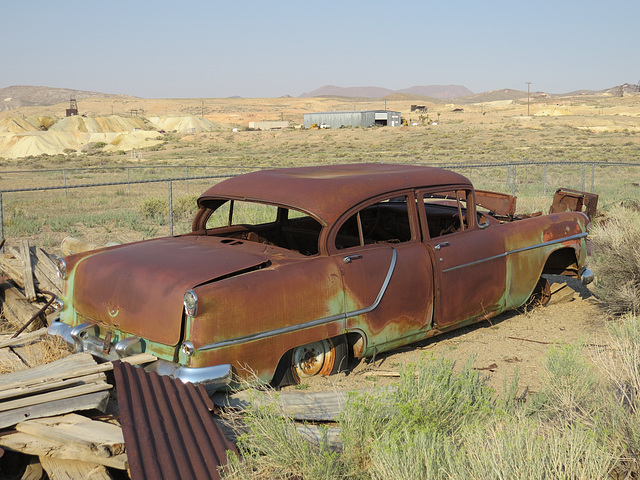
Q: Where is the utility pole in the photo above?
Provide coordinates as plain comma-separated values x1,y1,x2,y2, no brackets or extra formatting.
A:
526,82,532,116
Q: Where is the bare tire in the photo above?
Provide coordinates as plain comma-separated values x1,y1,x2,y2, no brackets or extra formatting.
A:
272,337,348,388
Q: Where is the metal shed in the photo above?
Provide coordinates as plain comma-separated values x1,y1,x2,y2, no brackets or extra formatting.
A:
303,110,402,129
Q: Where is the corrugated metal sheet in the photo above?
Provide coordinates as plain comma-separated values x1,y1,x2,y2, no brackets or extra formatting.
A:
113,361,238,480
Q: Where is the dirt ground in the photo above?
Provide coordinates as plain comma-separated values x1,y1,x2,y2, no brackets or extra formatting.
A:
283,275,609,397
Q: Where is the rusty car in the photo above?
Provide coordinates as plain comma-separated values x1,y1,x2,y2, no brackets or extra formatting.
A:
49,163,596,391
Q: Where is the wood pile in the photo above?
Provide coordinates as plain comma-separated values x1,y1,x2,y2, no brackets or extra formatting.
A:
0,352,156,478
0,239,61,335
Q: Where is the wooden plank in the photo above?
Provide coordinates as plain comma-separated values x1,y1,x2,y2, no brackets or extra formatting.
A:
20,239,37,302
0,284,43,331
17,413,125,458
0,353,98,390
0,348,27,373
40,455,118,478
32,247,62,296
2,428,126,470
0,372,107,402
0,390,110,430
213,388,390,422
0,352,156,393
0,254,23,286
0,327,47,349
0,382,112,413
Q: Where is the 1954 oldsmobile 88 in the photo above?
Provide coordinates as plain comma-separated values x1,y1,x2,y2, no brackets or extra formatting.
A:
49,163,597,391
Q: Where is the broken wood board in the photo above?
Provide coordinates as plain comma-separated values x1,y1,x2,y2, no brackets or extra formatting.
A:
213,387,392,422
0,352,157,428
0,413,128,470
0,283,45,332
0,247,62,297
0,348,27,373
0,391,110,431
39,456,116,479
19,240,37,302
0,327,47,349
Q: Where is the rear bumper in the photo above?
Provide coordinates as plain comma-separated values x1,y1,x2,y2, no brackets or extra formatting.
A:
48,320,232,392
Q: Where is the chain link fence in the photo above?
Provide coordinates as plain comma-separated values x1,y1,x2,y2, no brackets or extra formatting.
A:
1,161,638,246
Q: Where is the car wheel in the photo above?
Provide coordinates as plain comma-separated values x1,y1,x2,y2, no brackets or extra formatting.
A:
272,337,348,388
520,276,551,311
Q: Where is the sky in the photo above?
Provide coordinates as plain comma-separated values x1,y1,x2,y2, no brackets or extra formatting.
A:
2,0,638,98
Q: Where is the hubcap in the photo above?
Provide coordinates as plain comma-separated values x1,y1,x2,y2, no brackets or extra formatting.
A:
292,339,335,378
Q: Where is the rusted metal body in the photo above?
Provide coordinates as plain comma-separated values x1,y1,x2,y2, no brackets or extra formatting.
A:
50,164,596,390
113,361,237,480
550,188,599,219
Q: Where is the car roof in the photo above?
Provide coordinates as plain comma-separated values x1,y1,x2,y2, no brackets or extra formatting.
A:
198,163,471,225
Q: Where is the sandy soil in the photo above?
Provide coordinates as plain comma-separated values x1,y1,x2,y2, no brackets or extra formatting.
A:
283,275,609,397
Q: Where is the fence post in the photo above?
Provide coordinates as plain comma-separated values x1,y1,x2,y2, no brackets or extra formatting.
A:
169,180,174,237
511,164,517,197
63,170,68,198
543,164,547,195
591,163,595,193
581,163,586,192
185,166,189,194
506,163,511,189
127,167,131,194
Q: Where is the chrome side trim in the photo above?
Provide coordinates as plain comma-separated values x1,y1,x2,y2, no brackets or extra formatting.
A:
442,232,588,273
198,248,398,352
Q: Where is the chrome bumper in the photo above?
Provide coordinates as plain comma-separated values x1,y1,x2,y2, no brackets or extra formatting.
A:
48,320,232,391
579,266,594,286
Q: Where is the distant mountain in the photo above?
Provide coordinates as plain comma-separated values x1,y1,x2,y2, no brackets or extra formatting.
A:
300,84,472,99
0,85,128,112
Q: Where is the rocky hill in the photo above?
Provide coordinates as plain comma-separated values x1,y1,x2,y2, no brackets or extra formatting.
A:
0,86,129,112
300,84,473,99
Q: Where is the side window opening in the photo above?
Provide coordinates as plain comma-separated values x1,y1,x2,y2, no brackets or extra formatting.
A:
423,190,471,238
335,196,412,250
199,199,321,256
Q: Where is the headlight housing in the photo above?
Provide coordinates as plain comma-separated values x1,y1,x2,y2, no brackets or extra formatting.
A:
183,290,198,317
56,258,67,279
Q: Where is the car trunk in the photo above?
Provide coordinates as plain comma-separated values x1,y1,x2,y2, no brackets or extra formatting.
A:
70,235,271,346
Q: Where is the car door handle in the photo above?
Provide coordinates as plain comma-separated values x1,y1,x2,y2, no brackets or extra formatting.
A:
434,242,450,251
343,255,363,264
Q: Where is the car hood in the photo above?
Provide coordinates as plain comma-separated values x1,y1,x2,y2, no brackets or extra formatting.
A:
69,235,271,346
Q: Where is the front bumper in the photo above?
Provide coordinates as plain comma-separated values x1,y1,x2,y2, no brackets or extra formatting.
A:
48,320,232,392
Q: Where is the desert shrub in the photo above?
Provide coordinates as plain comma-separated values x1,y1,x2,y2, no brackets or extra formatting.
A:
590,206,640,314
223,392,345,480
139,197,168,221
172,194,199,221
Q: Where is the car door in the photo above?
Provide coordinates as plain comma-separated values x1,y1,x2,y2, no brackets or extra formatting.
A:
328,192,434,353
418,188,507,328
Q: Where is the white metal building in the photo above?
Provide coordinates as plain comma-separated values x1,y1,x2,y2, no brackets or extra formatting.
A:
303,110,402,129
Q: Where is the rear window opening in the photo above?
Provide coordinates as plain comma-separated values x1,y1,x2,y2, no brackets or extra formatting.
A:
197,199,323,256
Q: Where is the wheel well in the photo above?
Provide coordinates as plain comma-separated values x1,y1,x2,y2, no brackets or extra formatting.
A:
542,247,579,277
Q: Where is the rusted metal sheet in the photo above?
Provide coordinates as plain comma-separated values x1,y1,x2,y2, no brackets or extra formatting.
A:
550,188,598,219
113,361,238,480
198,163,471,226
475,189,517,217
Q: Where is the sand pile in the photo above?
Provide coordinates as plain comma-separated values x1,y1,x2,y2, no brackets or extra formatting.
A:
0,114,216,159
146,115,219,133
49,115,151,133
